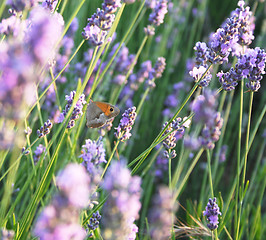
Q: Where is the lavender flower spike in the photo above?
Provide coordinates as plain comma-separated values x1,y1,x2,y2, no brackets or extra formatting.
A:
149,0,168,26
114,106,137,141
37,119,53,138
34,164,89,239
79,138,106,183
102,161,142,240
203,197,222,230
57,91,86,129
82,0,121,46
149,185,177,239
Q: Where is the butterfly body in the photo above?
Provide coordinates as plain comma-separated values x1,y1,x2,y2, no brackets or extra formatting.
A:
86,101,120,128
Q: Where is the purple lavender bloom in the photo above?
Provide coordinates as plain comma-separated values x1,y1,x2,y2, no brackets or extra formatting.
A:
149,0,168,26
191,89,217,127
79,138,106,174
203,197,222,230
33,144,46,164
189,65,211,86
57,91,87,129
82,25,107,46
7,0,39,12
0,41,36,120
136,60,153,83
191,90,223,149
102,161,142,240
184,136,201,151
194,42,209,65
87,211,101,231
219,145,227,163
154,152,169,179
230,0,255,47
200,112,223,150
56,163,90,208
237,47,266,92
149,57,166,79
34,164,89,239
216,68,241,91
82,1,121,46
42,0,58,13
191,42,212,86
148,185,177,240
26,6,64,67
37,119,53,138
217,47,266,92
144,25,155,36
208,1,255,63
0,15,26,39
0,228,15,240
114,106,137,142
145,0,157,9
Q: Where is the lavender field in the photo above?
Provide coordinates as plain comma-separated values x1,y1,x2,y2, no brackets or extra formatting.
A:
0,0,265,239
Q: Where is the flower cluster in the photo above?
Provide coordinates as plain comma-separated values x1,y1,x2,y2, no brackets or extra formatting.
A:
217,47,266,92
102,161,142,240
229,0,255,49
6,0,38,13
148,186,177,239
148,0,168,26
42,0,58,13
27,7,64,67
33,144,46,164
145,0,168,36
216,67,242,91
87,211,101,232
57,91,86,129
37,119,53,138
190,1,256,88
237,47,266,92
82,0,121,46
114,106,137,141
203,197,222,230
0,15,26,39
79,138,106,185
155,117,189,180
34,164,90,239
200,112,223,150
190,90,223,150
0,228,15,240
148,57,166,83
162,118,184,159
190,42,212,87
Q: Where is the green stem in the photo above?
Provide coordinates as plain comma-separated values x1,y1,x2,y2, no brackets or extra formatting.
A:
136,79,154,114
131,82,199,173
206,149,218,240
173,148,204,201
235,80,243,240
101,141,120,179
206,149,214,198
242,91,253,189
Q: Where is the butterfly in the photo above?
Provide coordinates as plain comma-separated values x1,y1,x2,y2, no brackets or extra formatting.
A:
86,101,120,128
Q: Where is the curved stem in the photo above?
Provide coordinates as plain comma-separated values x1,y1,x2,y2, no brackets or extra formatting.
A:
101,140,120,179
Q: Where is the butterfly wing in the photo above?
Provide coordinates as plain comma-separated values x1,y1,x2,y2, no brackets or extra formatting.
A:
86,102,108,128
